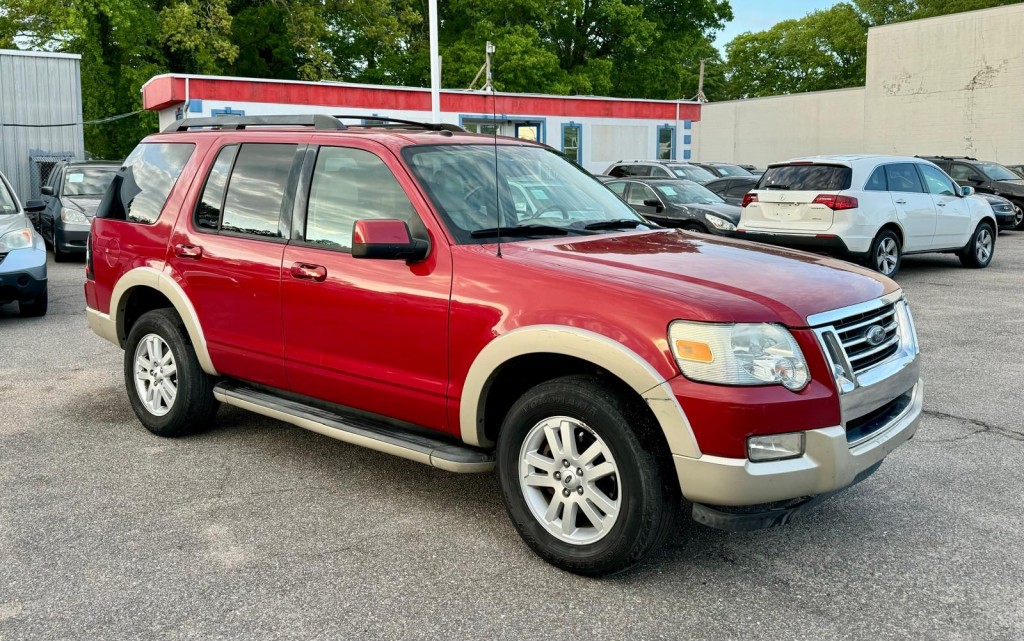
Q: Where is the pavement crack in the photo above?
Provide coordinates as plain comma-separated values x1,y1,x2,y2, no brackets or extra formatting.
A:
922,409,1024,442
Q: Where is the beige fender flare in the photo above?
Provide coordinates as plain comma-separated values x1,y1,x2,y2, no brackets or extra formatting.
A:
102,266,218,375
459,325,700,458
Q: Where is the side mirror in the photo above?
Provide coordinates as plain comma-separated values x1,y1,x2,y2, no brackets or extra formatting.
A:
40,186,53,196
643,198,664,213
352,219,429,261
961,185,975,197
24,200,46,212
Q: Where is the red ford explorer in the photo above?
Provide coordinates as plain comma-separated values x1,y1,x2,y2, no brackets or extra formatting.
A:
85,115,922,575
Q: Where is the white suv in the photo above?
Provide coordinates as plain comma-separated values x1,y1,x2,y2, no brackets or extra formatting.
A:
736,155,998,277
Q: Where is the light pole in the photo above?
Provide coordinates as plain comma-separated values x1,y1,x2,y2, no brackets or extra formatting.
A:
428,0,441,123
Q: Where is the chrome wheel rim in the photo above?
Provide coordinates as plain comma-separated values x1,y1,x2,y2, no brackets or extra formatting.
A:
976,228,993,263
133,333,177,416
1014,207,1023,226
518,416,621,545
875,237,899,275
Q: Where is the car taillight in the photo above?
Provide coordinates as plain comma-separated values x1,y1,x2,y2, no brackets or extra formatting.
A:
86,232,94,280
741,192,758,208
812,194,858,210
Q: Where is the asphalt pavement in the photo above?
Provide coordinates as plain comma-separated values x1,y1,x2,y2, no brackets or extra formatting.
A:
1,237,1023,640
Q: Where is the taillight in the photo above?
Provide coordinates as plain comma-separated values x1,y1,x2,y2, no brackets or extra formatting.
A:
812,194,858,210
86,232,94,280
741,192,758,208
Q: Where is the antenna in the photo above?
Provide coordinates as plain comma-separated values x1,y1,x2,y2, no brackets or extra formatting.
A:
692,59,708,103
491,54,502,259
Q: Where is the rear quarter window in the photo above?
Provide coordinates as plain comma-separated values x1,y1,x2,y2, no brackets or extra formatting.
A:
97,143,195,224
757,164,852,191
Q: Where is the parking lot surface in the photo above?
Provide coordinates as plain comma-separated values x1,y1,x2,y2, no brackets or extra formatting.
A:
2,239,1023,641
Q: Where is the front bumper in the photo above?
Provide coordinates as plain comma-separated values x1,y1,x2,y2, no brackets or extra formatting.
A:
0,245,47,302
56,223,90,253
994,209,1019,230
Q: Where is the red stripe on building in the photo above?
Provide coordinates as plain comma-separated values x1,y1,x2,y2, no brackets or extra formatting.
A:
143,75,701,121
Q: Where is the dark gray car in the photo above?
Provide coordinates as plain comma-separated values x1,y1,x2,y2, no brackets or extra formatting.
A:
704,176,759,206
605,177,741,235
37,161,119,261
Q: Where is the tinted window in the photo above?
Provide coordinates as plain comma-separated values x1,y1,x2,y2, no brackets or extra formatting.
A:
98,143,195,224
220,143,296,238
608,165,630,177
306,147,417,250
948,164,981,182
64,167,117,197
727,182,755,198
653,181,724,205
976,162,1020,181
195,145,238,231
864,166,888,191
918,164,957,196
606,181,627,196
884,163,925,193
657,128,674,160
713,164,753,177
627,183,657,206
758,164,852,191
668,164,716,183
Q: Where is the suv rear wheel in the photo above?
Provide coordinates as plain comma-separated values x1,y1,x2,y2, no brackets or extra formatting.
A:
959,221,995,268
496,375,680,576
123,309,218,436
868,229,902,278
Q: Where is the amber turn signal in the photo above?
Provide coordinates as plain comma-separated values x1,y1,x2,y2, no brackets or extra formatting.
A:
674,340,714,363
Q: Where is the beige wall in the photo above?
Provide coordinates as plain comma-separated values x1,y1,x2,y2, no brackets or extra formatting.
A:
693,4,1024,166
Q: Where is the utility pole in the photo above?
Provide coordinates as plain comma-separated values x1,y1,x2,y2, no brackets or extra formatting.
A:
428,0,440,122
694,59,708,103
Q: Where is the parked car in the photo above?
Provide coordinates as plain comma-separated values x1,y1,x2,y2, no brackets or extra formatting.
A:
1006,164,1024,178
604,160,716,184
739,164,765,176
86,115,922,576
978,194,1022,231
0,171,47,317
704,176,759,206
605,177,740,234
693,162,754,178
37,160,119,261
920,156,1024,230
737,155,998,277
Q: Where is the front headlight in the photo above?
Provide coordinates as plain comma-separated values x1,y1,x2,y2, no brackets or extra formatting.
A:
669,321,810,391
61,208,89,224
705,213,736,231
0,227,34,252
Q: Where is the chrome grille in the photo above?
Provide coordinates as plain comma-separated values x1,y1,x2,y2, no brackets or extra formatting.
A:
831,303,900,374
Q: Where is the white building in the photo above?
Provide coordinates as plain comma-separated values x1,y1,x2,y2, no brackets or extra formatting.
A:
142,74,702,175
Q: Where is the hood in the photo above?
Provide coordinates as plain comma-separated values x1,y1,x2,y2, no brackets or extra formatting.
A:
991,180,1024,196
64,196,102,217
507,230,895,327
0,213,33,237
686,202,741,223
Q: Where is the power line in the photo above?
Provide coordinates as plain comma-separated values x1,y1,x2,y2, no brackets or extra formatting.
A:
0,109,146,128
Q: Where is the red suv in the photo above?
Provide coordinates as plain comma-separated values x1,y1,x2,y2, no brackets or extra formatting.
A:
85,115,922,575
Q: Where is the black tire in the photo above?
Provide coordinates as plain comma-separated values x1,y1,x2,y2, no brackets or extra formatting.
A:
867,229,902,278
18,292,47,317
1013,205,1024,231
682,222,707,233
123,308,218,437
52,242,71,263
496,375,681,576
958,221,995,268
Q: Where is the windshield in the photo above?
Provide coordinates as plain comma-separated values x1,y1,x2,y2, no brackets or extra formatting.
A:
713,164,753,177
653,181,725,205
64,167,118,197
0,177,16,215
403,144,651,243
977,162,1021,182
668,165,716,183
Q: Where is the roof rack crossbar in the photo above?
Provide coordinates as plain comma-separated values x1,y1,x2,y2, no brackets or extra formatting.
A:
164,114,347,133
332,115,465,133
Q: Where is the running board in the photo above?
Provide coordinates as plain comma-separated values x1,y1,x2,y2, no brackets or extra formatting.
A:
213,381,495,473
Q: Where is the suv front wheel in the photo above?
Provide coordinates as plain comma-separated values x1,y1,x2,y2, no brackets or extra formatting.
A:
496,375,680,576
123,309,218,437
959,221,995,268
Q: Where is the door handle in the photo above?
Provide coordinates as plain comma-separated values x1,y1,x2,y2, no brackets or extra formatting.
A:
894,198,907,204
174,243,203,259
937,202,947,207
290,262,327,282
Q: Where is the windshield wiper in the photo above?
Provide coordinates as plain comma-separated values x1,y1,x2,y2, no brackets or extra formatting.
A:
583,219,644,231
765,184,791,190
470,224,570,238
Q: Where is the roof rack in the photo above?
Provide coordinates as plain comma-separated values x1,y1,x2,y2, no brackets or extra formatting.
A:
164,114,346,133
916,155,978,161
332,115,465,133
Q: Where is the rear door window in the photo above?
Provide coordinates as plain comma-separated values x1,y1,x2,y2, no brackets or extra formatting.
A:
757,164,852,191
195,145,239,231
97,143,195,224
884,163,926,193
220,143,298,238
864,166,888,191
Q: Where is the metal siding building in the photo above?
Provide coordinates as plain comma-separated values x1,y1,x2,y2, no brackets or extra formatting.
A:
0,49,85,201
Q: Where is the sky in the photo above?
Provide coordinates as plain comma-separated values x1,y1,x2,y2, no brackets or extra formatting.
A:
713,0,838,50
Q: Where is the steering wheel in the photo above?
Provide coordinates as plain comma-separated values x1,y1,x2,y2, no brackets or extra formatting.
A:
520,204,569,222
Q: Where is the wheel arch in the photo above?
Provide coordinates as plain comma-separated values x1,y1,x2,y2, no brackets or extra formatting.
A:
459,325,700,458
110,266,218,375
878,221,904,246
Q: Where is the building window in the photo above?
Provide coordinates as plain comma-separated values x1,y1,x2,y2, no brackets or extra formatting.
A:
463,121,500,135
657,125,676,161
562,123,582,165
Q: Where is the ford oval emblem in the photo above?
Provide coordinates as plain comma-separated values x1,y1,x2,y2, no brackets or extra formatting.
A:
865,325,887,347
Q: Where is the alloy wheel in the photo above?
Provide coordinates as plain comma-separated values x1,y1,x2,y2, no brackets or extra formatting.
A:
976,227,993,263
518,416,621,545
133,333,178,416
876,237,899,275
